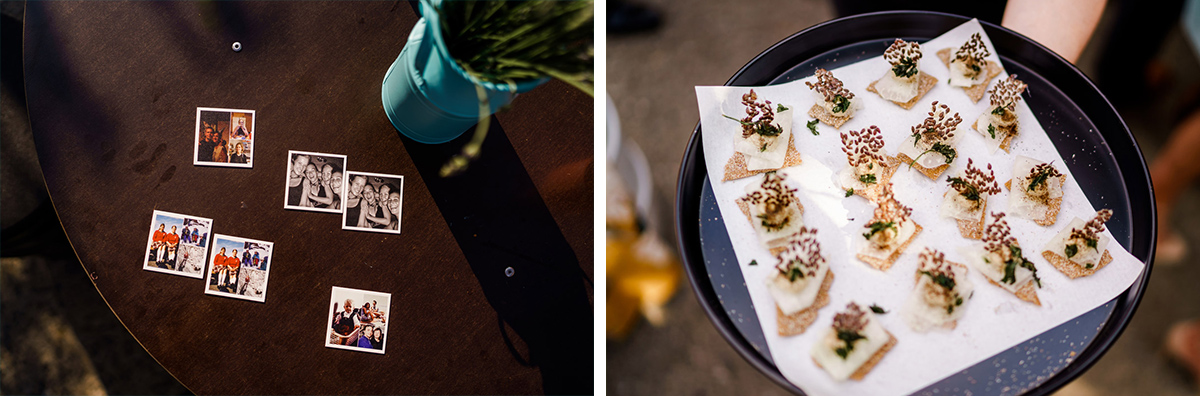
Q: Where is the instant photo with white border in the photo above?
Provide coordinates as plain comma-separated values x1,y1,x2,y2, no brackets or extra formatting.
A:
325,286,392,355
283,151,348,213
203,234,274,303
341,171,404,234
194,107,256,168
142,210,213,278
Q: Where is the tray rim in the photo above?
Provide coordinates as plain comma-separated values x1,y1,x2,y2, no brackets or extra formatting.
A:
674,10,1156,396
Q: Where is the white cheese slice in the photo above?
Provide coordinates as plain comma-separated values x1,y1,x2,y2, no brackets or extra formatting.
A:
901,265,974,332
939,188,986,221
734,107,793,171
874,70,919,103
897,130,961,169
1042,218,1111,268
765,261,830,315
815,91,860,119
1007,156,1065,221
744,183,805,251
960,244,1034,293
948,59,988,87
858,219,917,261
972,112,1005,154
835,165,881,192
810,311,890,381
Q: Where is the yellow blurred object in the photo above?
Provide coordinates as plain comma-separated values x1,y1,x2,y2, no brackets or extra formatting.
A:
606,161,681,339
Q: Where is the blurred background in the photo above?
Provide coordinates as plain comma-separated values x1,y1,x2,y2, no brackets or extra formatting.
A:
606,0,1200,395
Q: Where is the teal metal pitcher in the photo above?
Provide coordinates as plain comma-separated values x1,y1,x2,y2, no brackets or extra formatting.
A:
382,0,548,144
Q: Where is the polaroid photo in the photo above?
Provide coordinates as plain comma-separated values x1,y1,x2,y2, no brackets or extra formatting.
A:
325,286,392,354
194,107,255,168
284,151,348,213
203,234,274,302
342,171,404,234
142,210,213,278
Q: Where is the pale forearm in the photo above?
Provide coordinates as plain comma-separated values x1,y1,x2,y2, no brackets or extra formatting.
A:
1002,0,1106,64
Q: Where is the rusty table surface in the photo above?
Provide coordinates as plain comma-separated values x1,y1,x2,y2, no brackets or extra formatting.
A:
23,2,593,394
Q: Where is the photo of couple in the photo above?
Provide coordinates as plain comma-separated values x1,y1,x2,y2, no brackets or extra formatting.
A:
342,171,404,234
142,210,212,278
204,234,274,302
284,151,347,213
194,107,254,168
325,286,391,354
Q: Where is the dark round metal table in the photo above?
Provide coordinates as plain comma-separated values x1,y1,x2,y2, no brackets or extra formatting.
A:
675,12,1155,396
23,2,593,394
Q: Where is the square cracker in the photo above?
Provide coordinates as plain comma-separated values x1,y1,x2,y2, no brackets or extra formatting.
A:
911,260,968,330
986,276,1041,306
955,198,987,240
937,48,1003,103
1004,179,1065,226
866,71,939,110
972,118,1016,152
737,196,805,256
814,330,898,381
1042,250,1113,279
896,152,951,180
723,132,803,181
856,223,923,271
852,155,902,202
777,270,835,336
809,103,852,129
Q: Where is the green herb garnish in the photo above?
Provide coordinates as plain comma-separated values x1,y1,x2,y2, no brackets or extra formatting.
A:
834,330,866,359
831,95,851,114
859,173,877,185
992,106,1006,116
1000,245,1041,287
892,58,918,78
845,188,855,197
909,142,957,168
1065,244,1078,259
1086,263,1094,269
947,177,981,201
438,0,594,177
749,259,758,266
757,213,790,232
870,304,888,314
863,221,895,240
987,124,996,139
807,119,820,135
723,114,783,137
947,296,964,314
777,103,789,112
786,265,806,281
1028,166,1057,192
920,270,957,291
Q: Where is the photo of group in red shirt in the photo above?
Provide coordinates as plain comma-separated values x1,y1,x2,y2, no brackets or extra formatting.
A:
143,210,212,278
204,234,274,302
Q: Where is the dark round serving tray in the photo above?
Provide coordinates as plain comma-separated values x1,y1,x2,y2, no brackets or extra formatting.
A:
675,11,1155,396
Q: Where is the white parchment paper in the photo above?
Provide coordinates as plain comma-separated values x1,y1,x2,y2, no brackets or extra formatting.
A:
695,19,1145,396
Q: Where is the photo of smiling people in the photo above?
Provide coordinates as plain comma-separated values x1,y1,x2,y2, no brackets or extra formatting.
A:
341,171,404,234
204,234,273,302
325,286,391,354
142,210,212,278
194,107,255,168
283,151,347,213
